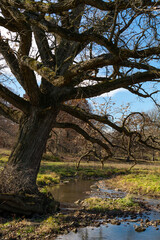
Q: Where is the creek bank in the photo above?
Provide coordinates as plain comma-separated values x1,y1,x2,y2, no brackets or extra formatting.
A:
54,179,160,239
0,176,159,239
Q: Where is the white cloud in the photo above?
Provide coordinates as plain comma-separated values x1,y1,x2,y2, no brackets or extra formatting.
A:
99,88,127,98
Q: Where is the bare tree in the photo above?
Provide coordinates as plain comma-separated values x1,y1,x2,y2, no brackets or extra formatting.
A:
0,0,160,214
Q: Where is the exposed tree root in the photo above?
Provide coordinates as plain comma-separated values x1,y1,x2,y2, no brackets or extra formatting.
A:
0,192,59,215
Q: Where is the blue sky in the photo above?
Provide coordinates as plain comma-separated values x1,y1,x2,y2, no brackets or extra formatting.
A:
88,87,158,118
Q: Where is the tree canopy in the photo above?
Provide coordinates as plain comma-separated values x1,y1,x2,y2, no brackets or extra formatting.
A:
1,0,160,155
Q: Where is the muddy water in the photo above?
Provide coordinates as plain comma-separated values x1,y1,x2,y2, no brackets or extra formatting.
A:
50,179,94,204
52,179,160,240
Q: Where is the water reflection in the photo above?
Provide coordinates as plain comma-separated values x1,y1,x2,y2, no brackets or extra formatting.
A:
56,223,160,240
50,179,94,203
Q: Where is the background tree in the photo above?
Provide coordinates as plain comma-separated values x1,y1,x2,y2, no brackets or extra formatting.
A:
1,0,160,214
0,115,18,148
47,99,91,157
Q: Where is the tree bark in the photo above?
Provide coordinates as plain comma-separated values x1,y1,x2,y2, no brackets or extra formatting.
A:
0,106,59,214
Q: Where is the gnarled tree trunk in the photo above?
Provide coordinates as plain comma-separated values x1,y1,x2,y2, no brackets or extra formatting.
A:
0,107,59,214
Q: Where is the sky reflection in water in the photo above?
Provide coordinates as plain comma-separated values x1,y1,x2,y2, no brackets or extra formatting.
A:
56,223,160,240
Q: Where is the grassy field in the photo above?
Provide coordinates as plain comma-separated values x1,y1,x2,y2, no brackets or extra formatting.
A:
0,148,160,196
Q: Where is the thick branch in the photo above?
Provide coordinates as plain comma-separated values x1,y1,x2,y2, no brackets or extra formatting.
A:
0,7,42,105
32,26,54,66
21,56,67,87
0,36,22,85
10,9,118,55
121,47,160,59
66,54,114,79
18,27,41,105
0,101,22,123
0,84,30,113
3,1,160,61
71,70,160,99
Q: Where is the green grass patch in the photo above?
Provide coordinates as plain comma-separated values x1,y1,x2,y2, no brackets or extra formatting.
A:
37,173,60,186
40,216,60,232
105,170,160,197
82,194,139,212
0,155,8,164
119,172,160,196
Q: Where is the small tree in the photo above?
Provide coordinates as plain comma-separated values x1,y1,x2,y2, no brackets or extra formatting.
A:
0,0,160,214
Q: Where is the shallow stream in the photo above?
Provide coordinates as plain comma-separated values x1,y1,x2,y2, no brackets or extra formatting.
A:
51,179,160,240
50,179,94,204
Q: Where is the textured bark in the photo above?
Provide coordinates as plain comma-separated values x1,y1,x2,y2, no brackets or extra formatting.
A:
0,107,59,195
0,107,60,214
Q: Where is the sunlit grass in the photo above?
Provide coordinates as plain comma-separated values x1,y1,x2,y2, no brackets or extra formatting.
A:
104,171,160,197
82,194,139,212
37,172,60,186
119,173,160,195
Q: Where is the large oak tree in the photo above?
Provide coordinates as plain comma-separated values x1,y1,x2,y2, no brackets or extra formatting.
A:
0,0,160,214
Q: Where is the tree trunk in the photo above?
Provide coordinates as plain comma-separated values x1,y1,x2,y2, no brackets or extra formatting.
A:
0,107,59,214
101,160,104,170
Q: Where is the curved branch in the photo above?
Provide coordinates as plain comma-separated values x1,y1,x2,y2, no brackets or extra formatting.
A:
61,104,160,153
61,104,125,133
7,8,160,60
122,112,145,128
54,121,112,155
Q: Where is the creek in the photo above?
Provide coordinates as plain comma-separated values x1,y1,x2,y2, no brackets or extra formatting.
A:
51,179,160,240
